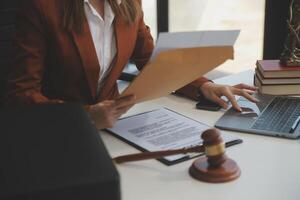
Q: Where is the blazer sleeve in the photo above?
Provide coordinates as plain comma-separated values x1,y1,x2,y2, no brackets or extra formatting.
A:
130,9,154,70
5,0,54,105
174,77,212,101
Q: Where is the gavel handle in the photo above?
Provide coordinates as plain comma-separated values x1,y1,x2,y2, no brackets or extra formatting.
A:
113,145,205,164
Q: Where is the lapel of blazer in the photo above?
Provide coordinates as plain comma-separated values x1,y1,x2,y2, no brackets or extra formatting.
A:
70,19,100,100
99,16,132,100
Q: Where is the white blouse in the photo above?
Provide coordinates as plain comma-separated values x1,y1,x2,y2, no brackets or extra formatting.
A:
84,0,121,95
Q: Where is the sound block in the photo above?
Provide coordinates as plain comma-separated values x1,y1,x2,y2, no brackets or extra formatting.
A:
189,157,241,183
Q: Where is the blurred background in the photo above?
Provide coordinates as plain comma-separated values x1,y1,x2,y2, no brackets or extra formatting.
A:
142,0,265,79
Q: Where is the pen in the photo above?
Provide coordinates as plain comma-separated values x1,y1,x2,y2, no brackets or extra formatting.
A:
289,116,300,133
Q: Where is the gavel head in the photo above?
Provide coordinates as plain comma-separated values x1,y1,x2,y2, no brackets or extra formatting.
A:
189,128,240,182
201,129,226,168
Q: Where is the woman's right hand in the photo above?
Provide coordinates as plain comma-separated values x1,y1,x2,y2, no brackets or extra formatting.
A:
88,95,136,129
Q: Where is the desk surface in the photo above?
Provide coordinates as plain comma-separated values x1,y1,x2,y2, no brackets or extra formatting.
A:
101,70,300,200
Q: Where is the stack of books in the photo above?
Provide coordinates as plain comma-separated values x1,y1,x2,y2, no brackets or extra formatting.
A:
254,60,300,95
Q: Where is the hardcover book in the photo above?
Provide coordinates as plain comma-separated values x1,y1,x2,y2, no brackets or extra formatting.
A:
256,60,300,78
254,74,300,95
255,68,300,84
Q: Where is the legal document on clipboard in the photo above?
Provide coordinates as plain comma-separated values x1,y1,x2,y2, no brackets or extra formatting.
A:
107,108,242,165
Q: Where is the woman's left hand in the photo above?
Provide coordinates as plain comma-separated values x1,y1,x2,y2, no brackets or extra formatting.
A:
200,82,259,112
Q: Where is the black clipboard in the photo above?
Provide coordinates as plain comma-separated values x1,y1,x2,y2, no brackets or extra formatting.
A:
106,108,243,166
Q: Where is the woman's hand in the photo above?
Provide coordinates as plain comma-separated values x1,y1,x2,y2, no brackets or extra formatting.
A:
200,82,259,112
88,95,136,129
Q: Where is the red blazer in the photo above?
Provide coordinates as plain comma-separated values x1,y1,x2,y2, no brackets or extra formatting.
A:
6,0,208,105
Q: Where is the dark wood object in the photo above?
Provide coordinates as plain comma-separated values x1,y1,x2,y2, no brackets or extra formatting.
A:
114,128,240,183
189,129,241,183
114,145,205,164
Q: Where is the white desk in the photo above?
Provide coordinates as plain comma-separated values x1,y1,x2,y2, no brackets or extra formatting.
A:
101,70,300,200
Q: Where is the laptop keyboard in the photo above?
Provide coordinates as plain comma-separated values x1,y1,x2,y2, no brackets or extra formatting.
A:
251,97,300,133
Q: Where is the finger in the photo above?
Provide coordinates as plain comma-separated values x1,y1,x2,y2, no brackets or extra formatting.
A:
233,88,259,103
116,104,134,112
94,101,115,111
101,100,115,106
234,83,258,91
210,95,228,109
104,117,117,129
47,99,65,104
114,105,133,116
244,92,259,103
114,95,136,109
112,108,131,119
223,89,242,112
243,89,256,94
113,109,130,120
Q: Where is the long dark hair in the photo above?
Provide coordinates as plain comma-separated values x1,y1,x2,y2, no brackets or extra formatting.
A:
63,0,141,33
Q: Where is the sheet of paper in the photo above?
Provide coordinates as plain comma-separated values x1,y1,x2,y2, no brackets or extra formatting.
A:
151,30,240,60
108,108,239,163
121,30,240,103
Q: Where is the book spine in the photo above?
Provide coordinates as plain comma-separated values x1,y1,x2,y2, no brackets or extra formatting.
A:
255,70,300,85
254,75,300,95
256,60,300,78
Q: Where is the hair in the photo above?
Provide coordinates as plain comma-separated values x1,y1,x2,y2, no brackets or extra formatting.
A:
63,0,141,33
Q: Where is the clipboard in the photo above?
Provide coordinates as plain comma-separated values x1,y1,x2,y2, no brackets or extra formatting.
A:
106,108,242,166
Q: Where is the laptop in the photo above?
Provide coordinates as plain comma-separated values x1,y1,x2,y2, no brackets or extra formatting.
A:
215,93,300,139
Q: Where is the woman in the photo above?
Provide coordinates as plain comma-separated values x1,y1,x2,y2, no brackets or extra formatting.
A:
6,0,258,129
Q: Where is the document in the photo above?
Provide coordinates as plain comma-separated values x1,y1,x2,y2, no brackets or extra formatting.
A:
151,30,240,60
121,30,240,103
107,108,242,165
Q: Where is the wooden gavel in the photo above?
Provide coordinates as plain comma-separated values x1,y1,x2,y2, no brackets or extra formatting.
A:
113,129,241,183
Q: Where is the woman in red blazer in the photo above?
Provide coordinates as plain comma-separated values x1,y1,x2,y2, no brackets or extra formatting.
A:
6,0,258,129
